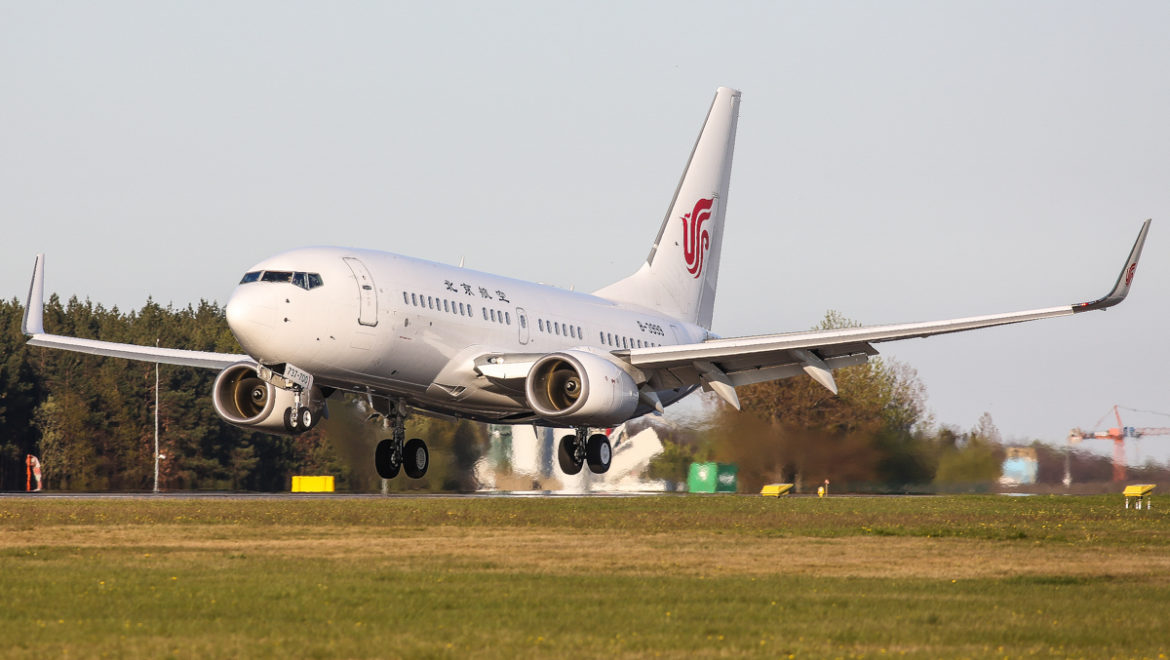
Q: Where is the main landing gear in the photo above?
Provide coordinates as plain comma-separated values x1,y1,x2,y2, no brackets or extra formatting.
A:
374,404,429,480
557,427,611,476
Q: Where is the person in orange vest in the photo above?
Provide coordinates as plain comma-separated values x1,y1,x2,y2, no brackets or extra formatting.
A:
26,455,42,492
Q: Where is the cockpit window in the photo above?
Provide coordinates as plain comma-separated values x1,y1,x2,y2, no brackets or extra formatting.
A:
261,271,293,283
243,270,324,290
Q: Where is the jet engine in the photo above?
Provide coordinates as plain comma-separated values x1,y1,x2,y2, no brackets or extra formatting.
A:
212,362,325,434
525,351,639,426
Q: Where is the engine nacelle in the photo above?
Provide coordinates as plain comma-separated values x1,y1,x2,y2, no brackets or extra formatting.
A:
212,362,325,435
525,350,639,426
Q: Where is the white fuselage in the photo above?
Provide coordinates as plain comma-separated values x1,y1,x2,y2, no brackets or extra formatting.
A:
224,246,707,424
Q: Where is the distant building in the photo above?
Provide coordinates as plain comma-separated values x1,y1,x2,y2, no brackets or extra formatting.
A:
482,424,665,492
1000,447,1039,486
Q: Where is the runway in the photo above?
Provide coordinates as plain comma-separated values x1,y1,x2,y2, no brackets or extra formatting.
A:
0,490,678,500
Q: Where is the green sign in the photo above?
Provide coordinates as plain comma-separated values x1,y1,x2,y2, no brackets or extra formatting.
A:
688,462,738,493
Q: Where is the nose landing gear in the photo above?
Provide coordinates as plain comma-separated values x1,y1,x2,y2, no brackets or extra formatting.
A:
283,406,318,433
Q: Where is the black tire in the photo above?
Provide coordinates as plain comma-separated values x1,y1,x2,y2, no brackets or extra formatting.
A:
403,438,429,479
283,407,299,432
297,407,315,431
557,435,583,475
375,438,400,479
586,434,612,474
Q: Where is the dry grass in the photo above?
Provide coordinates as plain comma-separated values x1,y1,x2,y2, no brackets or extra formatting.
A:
4,523,1169,581
2,495,1169,658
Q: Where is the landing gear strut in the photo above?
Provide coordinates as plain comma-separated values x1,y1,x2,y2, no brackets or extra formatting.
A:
558,428,611,475
374,401,429,480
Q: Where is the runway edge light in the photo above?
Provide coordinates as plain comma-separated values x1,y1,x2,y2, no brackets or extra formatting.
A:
1123,484,1155,510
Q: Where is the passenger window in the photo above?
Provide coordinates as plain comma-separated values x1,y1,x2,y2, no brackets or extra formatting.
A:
411,293,417,306
539,319,544,332
403,292,409,304
240,271,261,284
443,299,449,313
599,332,604,343
428,296,434,310
490,309,497,322
505,312,511,325
606,333,612,346
483,308,488,321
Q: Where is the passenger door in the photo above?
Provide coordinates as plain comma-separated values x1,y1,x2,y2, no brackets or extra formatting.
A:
342,257,379,327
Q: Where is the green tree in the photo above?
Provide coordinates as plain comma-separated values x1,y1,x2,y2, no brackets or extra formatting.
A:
710,311,933,492
0,299,45,490
934,412,1003,486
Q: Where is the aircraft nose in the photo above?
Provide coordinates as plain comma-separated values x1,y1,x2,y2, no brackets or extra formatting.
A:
225,284,276,354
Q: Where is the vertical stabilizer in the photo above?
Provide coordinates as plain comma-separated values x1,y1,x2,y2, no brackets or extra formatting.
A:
594,87,740,329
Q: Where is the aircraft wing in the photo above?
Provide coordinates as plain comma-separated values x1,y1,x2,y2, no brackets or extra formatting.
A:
21,254,252,370
621,219,1151,407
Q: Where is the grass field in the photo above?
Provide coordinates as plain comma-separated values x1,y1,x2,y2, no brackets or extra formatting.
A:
1,494,1168,659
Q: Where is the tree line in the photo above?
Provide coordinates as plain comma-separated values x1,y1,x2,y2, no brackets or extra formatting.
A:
0,296,487,492
3,300,1162,493
644,311,1170,493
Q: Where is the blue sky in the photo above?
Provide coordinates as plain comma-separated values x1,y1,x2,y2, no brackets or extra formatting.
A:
3,1,1168,465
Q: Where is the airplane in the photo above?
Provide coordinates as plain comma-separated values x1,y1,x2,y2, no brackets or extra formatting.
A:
21,86,1151,482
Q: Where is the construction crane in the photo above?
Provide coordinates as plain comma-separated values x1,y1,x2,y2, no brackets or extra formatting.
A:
1068,405,1170,482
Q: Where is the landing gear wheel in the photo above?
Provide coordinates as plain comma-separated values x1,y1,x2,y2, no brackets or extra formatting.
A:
558,435,584,475
297,407,315,431
586,434,612,474
283,407,300,432
375,438,401,479
403,438,429,479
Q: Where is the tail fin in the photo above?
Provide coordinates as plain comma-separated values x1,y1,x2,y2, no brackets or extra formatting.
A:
594,86,740,329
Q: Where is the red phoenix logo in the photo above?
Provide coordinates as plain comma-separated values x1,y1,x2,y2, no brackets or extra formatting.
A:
1125,263,1137,286
680,197,714,278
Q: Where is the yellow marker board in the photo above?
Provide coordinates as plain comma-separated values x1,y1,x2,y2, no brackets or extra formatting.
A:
291,476,335,493
760,483,793,497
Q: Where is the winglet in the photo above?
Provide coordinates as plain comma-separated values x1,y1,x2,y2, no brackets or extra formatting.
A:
1074,219,1151,313
22,254,45,336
